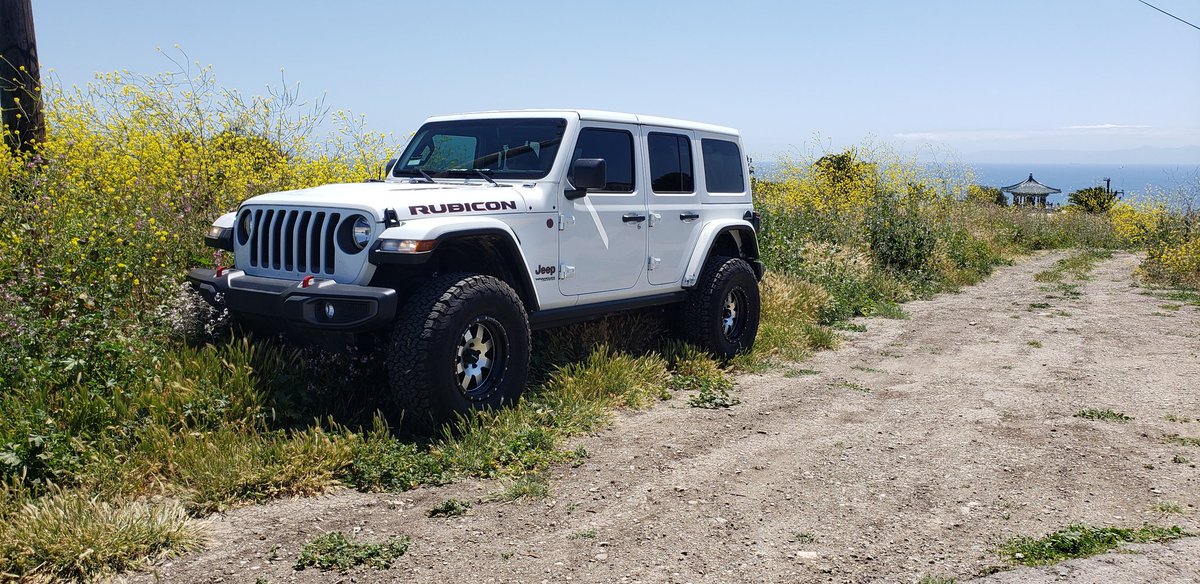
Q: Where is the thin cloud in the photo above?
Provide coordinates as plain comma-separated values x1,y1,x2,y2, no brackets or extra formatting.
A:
893,130,1043,142
895,125,1158,142
1062,124,1152,130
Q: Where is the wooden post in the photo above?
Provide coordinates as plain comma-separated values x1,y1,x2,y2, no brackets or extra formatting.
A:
1,0,44,153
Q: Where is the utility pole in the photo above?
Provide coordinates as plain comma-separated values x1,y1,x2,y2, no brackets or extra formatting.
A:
1102,177,1125,201
1,0,44,153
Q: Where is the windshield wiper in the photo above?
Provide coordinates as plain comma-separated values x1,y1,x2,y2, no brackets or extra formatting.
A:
474,169,498,186
417,169,436,184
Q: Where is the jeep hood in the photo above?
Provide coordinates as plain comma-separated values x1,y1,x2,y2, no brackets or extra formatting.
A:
240,182,529,220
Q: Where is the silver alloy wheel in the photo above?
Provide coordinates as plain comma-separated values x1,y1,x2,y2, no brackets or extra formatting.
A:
454,317,506,397
722,288,746,339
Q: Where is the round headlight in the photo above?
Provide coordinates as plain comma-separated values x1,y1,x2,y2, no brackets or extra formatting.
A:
351,216,372,250
237,211,254,245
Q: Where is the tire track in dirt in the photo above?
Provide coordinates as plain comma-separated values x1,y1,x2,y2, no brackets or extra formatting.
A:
125,251,1200,583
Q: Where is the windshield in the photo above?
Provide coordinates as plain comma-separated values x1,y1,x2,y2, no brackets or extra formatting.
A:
392,118,567,180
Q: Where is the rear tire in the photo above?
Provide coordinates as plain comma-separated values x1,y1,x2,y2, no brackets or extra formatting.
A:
679,256,760,359
386,273,530,433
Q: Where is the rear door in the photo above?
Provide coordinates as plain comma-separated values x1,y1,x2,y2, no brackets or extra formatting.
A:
644,128,700,285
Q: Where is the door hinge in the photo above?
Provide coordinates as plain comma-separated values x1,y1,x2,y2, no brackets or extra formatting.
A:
647,256,661,270
648,212,661,227
559,264,576,279
558,214,575,231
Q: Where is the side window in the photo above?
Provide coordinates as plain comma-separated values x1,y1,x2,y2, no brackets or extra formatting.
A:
571,128,635,192
648,132,694,193
701,138,746,193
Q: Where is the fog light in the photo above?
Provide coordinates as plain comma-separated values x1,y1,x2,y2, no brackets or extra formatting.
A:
324,303,336,319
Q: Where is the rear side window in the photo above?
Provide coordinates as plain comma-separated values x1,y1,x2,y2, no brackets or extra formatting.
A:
572,128,635,192
701,138,746,193
648,132,694,193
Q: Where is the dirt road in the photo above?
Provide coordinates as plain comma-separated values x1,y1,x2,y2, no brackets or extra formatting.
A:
127,251,1200,583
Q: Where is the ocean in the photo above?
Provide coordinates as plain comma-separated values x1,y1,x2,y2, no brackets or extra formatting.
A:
755,160,1200,208
967,163,1199,207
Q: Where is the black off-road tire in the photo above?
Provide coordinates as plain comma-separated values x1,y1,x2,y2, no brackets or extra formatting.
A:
679,256,761,359
386,273,530,433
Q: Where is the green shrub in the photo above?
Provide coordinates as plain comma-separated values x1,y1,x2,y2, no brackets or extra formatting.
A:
294,532,409,572
427,498,471,518
867,191,938,273
1068,186,1119,214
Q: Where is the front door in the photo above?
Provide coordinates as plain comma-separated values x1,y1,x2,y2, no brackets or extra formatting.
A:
558,124,647,296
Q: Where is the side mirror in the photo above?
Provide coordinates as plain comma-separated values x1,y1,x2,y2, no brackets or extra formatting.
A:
384,158,399,176
566,158,606,200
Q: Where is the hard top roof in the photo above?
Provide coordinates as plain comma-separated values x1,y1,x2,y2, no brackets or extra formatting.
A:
424,109,739,137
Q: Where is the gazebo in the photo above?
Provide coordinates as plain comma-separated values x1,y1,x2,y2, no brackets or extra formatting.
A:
1002,174,1061,208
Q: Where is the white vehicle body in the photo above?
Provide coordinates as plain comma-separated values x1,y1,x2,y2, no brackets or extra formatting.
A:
189,109,763,427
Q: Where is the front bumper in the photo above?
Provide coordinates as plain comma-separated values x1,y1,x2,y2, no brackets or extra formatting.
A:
186,268,397,333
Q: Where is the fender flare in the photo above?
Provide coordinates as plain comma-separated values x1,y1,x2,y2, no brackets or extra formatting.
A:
371,218,541,311
681,220,762,287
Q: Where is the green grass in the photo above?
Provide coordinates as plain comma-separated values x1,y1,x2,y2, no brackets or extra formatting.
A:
784,368,821,378
834,322,868,332
1164,434,1200,447
1026,340,1043,348
836,380,872,393
998,524,1189,566
0,487,200,581
1151,502,1186,515
570,529,598,540
1143,288,1200,306
669,344,739,409
1033,249,1113,284
294,532,409,572
792,532,817,544
488,473,550,502
850,365,884,373
427,498,471,518
1075,409,1133,423
870,302,910,319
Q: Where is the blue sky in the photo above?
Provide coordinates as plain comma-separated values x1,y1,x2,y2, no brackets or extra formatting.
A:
31,0,1200,163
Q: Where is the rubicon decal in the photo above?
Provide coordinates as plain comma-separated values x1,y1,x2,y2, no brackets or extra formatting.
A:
408,201,518,215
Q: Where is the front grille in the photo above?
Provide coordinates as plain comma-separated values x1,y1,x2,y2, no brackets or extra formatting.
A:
244,208,341,275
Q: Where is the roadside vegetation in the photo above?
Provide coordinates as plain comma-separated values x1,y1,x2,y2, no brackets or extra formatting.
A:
293,531,409,573
1,62,1196,580
997,524,1190,567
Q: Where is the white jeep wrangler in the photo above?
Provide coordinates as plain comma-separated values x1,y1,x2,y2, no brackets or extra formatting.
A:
189,110,763,427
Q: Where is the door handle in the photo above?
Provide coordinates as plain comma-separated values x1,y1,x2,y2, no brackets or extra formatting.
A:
679,211,700,221
622,213,647,223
